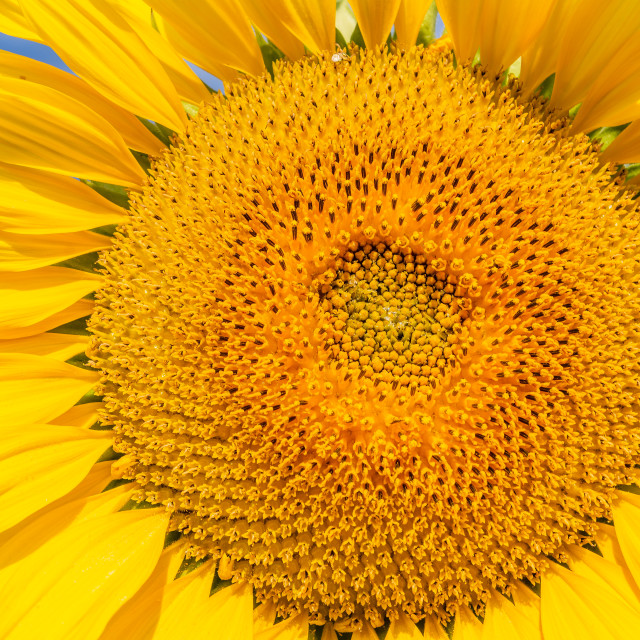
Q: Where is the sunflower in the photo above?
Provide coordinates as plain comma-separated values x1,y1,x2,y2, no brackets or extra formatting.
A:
2,0,640,638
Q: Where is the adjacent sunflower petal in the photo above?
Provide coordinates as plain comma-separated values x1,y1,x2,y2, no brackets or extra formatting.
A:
254,601,277,632
0,298,93,340
21,0,187,132
255,612,308,640
0,229,108,271
541,562,640,640
0,423,110,532
0,162,124,235
0,50,165,156
452,606,483,640
435,0,482,63
0,78,145,187
0,267,99,333
0,353,98,426
350,622,378,640
423,615,449,639
349,0,402,48
144,0,264,78
242,1,306,60
0,333,88,360
386,612,423,639
395,0,434,49
49,401,102,428
321,623,338,640
612,491,640,592
482,592,542,640
0,0,41,41
0,504,168,640
549,0,640,110
519,0,581,94
600,121,640,164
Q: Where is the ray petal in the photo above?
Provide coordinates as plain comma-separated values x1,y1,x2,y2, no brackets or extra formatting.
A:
386,612,424,639
452,606,483,640
0,353,98,426
435,0,482,63
0,0,42,41
0,333,88,360
600,120,640,165
0,423,110,532
612,491,640,593
255,612,309,640
541,562,640,640
395,0,435,49
481,591,541,640
349,0,402,48
21,0,187,132
0,503,168,640
0,78,145,187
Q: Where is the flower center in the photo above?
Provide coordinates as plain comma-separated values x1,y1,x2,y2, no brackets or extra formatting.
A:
89,44,640,629
320,242,465,387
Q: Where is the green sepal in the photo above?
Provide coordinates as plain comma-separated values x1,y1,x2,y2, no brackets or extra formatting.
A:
48,315,91,337
97,445,123,463
137,116,175,147
334,27,348,51
416,1,438,47
82,179,130,210
182,100,200,119
350,22,365,49
256,32,286,78
536,73,555,100
54,250,101,274
625,163,640,180
336,0,357,44
91,223,118,237
588,123,629,152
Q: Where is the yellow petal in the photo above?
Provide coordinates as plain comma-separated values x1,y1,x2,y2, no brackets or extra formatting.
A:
321,623,338,640
111,0,210,107
386,612,423,639
0,353,98,427
49,402,102,428
612,491,640,592
350,0,402,48
0,50,165,156
243,1,306,60
0,78,145,187
0,333,88,361
0,229,108,271
452,606,483,640
144,0,264,78
0,472,131,569
568,542,640,614
0,162,124,235
0,504,168,640
0,0,42,41
0,298,93,340
254,600,277,632
255,612,308,640
21,0,187,132
0,267,99,332
435,0,482,63
242,0,336,55
481,591,541,640
549,0,640,111
600,120,640,165
541,562,640,640
194,582,253,640
477,0,555,73
350,622,379,640
0,423,110,532
423,615,449,639
395,0,434,49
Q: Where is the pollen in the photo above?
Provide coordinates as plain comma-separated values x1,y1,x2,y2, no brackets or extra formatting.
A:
89,44,640,628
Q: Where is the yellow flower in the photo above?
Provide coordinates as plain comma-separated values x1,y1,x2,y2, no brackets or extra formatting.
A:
2,1,640,639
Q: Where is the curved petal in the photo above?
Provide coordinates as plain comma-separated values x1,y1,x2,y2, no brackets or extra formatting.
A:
254,601,277,632
0,423,110,532
0,229,108,271
0,333,88,360
21,0,187,132
423,615,449,639
350,621,379,640
349,0,402,48
0,78,145,187
0,50,165,156
541,562,640,640
481,591,541,640
0,163,124,235
435,0,482,63
612,491,640,592
395,0,435,49
255,612,309,640
549,0,640,110
0,298,93,340
452,606,483,640
0,267,99,332
0,353,98,427
0,503,169,640
600,120,640,165
144,0,264,78
386,612,424,639
242,1,306,60
49,401,102,428
0,0,42,41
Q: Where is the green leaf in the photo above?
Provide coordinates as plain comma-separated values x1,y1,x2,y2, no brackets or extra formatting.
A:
336,0,357,43
416,1,438,47
588,123,629,151
82,180,130,210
